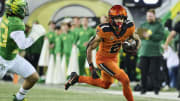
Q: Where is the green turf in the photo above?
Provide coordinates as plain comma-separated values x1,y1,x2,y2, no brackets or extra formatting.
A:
0,81,177,101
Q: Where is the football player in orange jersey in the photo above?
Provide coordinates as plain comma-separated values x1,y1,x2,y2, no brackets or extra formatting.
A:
65,5,140,101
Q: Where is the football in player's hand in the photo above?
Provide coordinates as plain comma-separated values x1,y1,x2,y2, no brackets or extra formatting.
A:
122,37,137,55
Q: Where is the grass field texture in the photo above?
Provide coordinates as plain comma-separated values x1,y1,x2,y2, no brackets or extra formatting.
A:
0,81,178,101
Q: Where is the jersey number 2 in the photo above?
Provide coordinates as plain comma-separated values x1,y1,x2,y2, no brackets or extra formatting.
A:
110,43,121,53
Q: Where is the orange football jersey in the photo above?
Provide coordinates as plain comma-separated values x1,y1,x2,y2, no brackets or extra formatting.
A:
96,21,135,58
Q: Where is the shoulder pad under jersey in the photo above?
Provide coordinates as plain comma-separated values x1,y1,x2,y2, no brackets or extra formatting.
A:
99,23,112,32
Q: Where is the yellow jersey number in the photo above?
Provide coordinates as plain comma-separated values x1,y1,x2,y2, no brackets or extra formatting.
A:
0,18,8,48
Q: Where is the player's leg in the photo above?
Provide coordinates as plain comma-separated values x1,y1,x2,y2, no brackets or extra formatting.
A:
78,70,113,89
22,72,39,89
0,56,10,79
114,69,133,101
98,61,134,101
65,69,114,90
10,55,39,100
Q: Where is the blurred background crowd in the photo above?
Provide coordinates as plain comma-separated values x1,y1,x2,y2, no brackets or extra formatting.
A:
1,0,180,96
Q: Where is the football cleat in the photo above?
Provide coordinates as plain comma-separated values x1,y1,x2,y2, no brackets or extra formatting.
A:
65,72,79,90
13,95,27,101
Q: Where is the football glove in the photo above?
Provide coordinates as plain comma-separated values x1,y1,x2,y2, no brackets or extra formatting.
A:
29,24,46,42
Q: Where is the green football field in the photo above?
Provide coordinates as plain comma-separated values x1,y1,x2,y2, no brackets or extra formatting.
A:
0,81,178,101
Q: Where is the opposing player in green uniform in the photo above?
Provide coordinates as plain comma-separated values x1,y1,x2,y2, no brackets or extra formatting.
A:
0,0,42,101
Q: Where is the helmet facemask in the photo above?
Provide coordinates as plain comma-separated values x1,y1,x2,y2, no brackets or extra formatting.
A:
108,5,128,31
110,15,127,30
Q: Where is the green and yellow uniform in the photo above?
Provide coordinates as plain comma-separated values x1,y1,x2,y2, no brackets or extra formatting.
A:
46,31,56,55
54,34,62,55
72,27,82,44
76,27,95,75
61,31,74,66
0,15,25,60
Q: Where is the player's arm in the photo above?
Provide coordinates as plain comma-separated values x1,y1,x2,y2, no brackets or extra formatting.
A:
128,21,141,49
86,34,101,65
123,29,141,55
132,32,141,49
164,30,176,50
86,34,101,79
10,31,35,49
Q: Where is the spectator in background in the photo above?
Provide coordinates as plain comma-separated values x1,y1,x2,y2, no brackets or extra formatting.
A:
164,19,180,98
55,25,62,35
45,21,56,56
138,9,165,95
72,17,82,44
70,22,76,31
100,16,108,24
61,22,74,66
54,26,62,57
45,21,56,84
73,17,81,28
163,46,179,88
76,17,95,76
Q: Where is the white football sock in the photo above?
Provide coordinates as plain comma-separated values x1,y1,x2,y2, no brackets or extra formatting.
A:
16,87,28,100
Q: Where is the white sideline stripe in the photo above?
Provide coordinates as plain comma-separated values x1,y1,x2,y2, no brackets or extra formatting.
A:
0,81,179,100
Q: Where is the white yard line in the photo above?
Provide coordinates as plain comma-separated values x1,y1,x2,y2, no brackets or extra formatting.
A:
99,90,179,101
71,85,180,101
1,81,179,100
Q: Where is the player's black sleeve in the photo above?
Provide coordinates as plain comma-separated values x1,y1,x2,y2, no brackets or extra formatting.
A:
174,21,180,33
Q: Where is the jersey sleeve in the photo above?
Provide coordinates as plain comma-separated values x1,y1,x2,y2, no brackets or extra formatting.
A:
126,22,135,37
10,31,34,49
8,17,25,32
96,25,105,38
